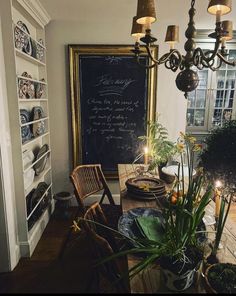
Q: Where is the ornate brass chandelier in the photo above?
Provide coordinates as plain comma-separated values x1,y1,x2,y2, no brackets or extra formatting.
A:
131,0,236,98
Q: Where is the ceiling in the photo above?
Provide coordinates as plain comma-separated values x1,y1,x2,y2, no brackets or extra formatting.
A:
39,0,236,31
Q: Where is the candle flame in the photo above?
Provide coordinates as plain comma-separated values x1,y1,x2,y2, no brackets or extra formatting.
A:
144,146,148,154
215,180,222,188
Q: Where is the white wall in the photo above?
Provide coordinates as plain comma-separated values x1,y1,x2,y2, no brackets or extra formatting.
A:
42,0,235,194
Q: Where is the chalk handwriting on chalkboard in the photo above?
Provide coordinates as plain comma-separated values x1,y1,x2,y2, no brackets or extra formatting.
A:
95,74,135,96
79,55,149,174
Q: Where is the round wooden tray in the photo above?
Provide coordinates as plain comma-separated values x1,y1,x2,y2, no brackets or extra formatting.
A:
125,176,165,190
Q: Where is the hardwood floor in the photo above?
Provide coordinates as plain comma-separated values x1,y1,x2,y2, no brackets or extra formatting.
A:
0,208,98,294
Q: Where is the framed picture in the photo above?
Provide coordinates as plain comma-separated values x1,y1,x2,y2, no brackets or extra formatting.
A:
69,44,158,178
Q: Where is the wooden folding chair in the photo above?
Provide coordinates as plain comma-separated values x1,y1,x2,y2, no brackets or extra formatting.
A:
59,165,122,260
81,202,129,293
70,164,121,230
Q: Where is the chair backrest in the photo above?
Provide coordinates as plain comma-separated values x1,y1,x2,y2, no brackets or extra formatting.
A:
81,202,128,293
82,201,118,252
70,164,115,210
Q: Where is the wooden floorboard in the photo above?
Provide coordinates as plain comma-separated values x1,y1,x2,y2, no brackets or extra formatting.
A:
0,208,98,294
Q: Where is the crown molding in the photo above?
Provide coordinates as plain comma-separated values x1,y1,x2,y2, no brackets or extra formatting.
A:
16,0,51,28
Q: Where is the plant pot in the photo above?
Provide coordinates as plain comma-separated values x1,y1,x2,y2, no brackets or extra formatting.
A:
161,265,197,291
160,247,203,292
204,263,236,294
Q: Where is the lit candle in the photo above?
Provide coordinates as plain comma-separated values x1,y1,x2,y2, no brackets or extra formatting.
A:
215,180,222,217
144,146,149,165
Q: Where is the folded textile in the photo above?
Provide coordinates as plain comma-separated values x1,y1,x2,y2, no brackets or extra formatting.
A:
135,216,164,242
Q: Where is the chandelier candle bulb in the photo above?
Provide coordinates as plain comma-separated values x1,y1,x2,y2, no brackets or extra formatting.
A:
222,20,233,41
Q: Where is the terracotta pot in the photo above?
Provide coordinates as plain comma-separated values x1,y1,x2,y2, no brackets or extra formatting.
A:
204,264,217,294
204,263,236,294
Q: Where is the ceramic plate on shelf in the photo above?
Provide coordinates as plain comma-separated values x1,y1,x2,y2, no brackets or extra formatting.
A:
29,182,49,216
38,182,51,212
15,21,32,56
26,189,35,217
118,207,164,248
18,72,35,99
31,106,45,137
33,144,49,176
20,109,32,143
35,80,46,98
36,40,45,62
14,21,29,51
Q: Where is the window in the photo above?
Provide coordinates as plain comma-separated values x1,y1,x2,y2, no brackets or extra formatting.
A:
186,38,236,134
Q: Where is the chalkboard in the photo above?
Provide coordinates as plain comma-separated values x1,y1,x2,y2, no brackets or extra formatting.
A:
69,45,158,178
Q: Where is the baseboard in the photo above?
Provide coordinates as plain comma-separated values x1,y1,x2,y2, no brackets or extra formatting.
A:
20,206,51,257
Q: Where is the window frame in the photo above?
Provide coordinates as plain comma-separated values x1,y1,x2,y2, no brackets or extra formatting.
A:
186,30,236,134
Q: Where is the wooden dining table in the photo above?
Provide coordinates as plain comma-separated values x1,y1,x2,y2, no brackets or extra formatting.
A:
118,164,236,294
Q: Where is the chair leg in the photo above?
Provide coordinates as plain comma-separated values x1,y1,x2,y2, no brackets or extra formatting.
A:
57,206,83,260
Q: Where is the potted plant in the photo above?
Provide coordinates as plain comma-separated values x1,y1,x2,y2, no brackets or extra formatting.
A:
74,133,214,292
204,263,236,294
199,120,236,198
136,116,177,183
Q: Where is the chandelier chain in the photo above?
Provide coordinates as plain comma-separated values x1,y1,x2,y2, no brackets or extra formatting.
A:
191,0,195,8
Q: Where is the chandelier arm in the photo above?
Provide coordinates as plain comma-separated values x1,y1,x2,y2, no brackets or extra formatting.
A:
193,39,221,66
135,55,157,69
209,58,223,71
158,50,183,68
144,45,161,64
164,60,178,72
217,52,236,67
169,54,183,72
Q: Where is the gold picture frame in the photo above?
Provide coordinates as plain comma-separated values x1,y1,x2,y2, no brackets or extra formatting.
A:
69,44,158,178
